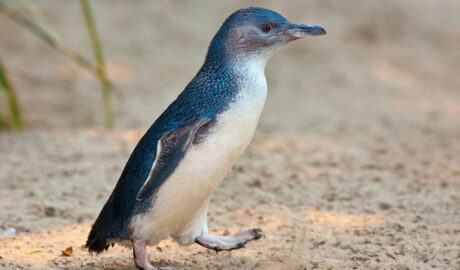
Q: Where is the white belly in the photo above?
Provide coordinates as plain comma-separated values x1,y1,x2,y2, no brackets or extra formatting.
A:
130,82,267,245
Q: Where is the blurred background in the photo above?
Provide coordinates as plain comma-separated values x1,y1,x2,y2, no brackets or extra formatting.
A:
0,1,459,269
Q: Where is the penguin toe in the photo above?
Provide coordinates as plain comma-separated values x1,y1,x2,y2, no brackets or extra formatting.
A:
251,228,263,239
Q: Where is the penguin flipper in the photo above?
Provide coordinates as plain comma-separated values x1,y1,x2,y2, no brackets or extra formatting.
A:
136,117,212,200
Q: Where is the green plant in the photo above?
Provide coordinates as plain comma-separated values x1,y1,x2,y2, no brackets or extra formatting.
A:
0,57,22,130
80,0,113,128
0,1,96,77
0,0,114,129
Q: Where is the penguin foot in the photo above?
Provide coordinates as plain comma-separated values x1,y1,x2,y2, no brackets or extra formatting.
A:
195,228,263,252
133,240,175,270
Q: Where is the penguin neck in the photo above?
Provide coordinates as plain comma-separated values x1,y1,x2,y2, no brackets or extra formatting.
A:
229,54,268,102
203,52,268,88
230,54,268,76
196,47,268,114
205,30,269,80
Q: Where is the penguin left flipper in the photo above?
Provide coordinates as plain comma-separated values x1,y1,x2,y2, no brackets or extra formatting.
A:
136,117,212,201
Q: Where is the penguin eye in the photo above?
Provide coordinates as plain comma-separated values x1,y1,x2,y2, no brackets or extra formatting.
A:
260,23,274,33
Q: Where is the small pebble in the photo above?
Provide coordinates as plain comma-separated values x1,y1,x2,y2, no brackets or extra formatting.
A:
379,202,392,210
45,206,56,217
1,227,16,237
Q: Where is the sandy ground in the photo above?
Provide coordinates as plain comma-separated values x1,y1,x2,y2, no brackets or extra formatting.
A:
0,0,459,269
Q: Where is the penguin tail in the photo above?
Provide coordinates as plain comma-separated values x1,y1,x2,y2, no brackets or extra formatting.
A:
86,228,110,254
86,203,120,253
86,220,111,253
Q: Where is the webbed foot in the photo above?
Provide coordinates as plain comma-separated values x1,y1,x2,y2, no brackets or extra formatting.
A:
195,228,262,252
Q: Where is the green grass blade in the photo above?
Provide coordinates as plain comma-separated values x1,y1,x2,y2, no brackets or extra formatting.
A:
80,0,113,129
0,1,98,79
0,99,5,129
19,0,62,44
0,58,22,130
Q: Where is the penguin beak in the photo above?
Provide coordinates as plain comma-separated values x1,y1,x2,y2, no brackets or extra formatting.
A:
285,24,326,39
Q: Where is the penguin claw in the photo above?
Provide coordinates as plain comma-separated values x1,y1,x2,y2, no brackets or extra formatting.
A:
251,228,263,239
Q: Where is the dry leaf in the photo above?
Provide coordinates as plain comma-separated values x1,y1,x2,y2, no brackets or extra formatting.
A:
61,246,73,257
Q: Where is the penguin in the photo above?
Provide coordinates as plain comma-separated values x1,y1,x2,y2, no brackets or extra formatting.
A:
86,7,325,270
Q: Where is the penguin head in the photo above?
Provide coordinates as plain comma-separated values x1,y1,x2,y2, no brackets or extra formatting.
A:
207,7,326,62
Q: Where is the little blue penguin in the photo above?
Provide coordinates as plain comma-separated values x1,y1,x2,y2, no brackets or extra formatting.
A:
86,7,325,270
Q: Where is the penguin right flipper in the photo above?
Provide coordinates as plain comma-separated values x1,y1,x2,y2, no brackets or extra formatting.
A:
136,117,212,200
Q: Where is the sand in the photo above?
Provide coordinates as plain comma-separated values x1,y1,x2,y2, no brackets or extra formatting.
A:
0,0,459,269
